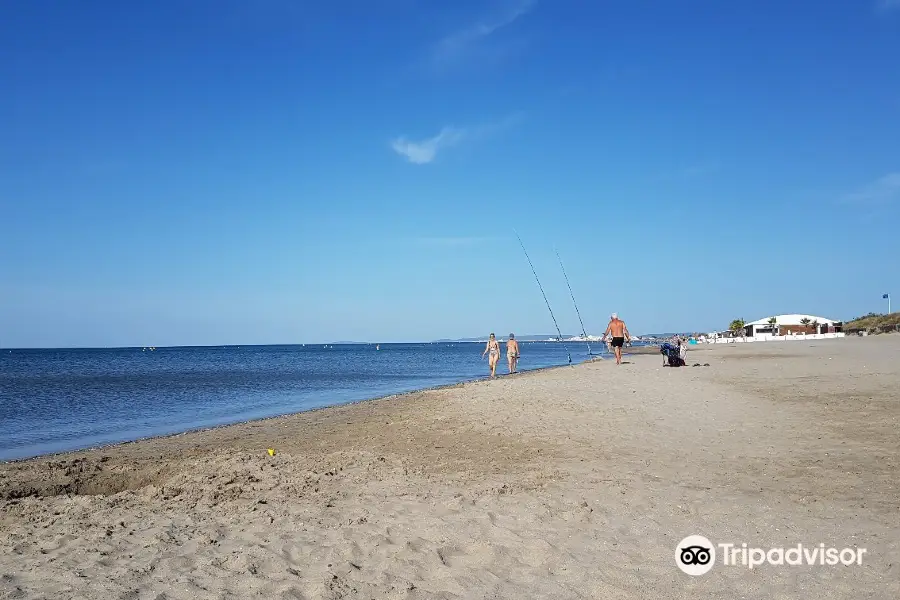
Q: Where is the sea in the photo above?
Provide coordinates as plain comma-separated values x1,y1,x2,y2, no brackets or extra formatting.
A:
0,341,642,462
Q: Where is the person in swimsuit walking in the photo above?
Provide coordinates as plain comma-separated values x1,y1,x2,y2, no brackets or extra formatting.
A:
482,333,501,377
506,333,520,374
603,313,631,365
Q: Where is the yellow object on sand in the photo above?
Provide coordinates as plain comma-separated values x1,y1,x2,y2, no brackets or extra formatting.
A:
267,448,275,456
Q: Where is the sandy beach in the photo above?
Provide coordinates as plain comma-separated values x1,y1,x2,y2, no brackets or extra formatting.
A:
1,336,898,599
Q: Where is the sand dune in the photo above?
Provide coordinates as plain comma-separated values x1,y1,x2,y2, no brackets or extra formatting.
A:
2,336,898,599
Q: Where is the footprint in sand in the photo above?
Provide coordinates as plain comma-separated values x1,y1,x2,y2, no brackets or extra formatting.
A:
39,534,77,557
435,545,466,568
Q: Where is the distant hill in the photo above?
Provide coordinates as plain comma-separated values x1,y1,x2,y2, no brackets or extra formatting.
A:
433,334,577,343
843,312,900,334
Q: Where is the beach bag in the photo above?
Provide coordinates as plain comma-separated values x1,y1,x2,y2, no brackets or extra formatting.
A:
660,343,686,367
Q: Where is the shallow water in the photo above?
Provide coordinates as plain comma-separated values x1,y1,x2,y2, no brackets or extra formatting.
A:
0,342,628,461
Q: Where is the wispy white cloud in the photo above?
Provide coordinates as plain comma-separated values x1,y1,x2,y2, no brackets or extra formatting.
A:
877,0,900,11
841,173,900,205
390,127,466,165
431,0,535,66
391,112,524,164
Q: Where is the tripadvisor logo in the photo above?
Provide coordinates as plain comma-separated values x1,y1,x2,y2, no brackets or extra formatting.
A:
676,535,715,576
676,535,867,575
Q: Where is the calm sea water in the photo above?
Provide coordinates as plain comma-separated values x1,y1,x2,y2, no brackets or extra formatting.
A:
0,342,626,461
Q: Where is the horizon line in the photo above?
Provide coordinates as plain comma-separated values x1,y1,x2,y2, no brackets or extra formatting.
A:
0,333,689,351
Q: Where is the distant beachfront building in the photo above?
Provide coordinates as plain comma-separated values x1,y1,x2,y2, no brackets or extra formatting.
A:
743,314,843,337
704,314,845,344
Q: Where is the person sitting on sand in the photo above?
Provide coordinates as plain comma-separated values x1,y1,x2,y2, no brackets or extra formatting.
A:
602,313,631,365
506,333,520,374
482,333,501,377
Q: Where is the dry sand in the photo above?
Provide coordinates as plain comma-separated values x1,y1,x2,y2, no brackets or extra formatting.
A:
1,336,898,599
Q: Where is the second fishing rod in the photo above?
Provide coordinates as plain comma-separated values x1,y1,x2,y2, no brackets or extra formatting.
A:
513,231,571,365
555,248,593,356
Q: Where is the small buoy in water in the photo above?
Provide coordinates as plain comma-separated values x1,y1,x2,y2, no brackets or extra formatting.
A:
267,448,276,456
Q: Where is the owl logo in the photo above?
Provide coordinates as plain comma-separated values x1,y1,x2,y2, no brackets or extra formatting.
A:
680,545,711,565
676,535,716,575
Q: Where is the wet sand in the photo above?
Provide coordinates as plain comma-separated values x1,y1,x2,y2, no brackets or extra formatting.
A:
1,335,898,599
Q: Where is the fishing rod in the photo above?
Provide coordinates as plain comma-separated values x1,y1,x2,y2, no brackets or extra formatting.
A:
555,248,593,356
514,231,571,365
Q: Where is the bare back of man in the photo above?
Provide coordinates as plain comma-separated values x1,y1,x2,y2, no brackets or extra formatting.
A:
603,313,631,365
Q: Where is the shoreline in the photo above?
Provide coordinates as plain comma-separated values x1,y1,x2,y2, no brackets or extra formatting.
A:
3,336,895,598
1,356,598,466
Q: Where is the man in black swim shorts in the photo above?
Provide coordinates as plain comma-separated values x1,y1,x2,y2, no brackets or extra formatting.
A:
603,313,631,365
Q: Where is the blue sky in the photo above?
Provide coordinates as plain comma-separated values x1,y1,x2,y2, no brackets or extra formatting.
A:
2,0,899,347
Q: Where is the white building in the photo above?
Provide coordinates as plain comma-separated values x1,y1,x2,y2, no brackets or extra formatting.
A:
705,313,845,344
744,314,842,336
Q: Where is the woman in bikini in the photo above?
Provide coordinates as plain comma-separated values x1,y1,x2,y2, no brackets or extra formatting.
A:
506,333,520,374
482,333,501,377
